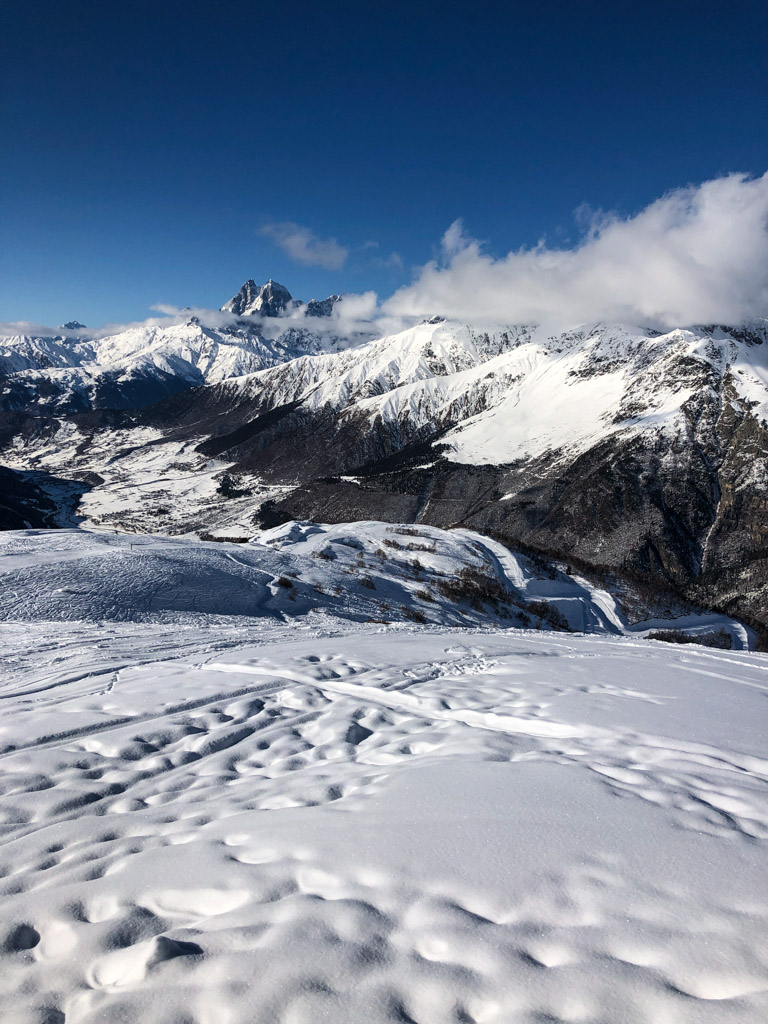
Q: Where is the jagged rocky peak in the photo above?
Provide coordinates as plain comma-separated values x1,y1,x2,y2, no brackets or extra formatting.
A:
306,294,342,318
222,279,293,317
61,321,87,331
222,278,343,319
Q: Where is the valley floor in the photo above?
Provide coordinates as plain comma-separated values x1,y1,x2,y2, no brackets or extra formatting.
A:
1,616,767,1023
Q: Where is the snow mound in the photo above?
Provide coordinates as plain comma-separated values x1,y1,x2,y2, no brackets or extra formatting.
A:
0,525,749,650
0,525,548,628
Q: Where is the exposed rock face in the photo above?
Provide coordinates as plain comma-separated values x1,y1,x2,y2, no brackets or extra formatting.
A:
306,294,342,317
221,278,294,317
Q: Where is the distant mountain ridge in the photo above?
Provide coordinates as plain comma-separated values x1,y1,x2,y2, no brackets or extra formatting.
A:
0,281,356,413
2,281,768,638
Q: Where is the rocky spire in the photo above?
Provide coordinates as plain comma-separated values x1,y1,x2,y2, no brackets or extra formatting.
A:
221,279,293,317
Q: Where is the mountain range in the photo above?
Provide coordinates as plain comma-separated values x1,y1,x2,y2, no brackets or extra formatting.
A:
2,279,767,638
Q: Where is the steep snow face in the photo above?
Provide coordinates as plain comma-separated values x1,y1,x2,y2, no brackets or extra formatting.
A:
210,321,537,418
0,333,93,374
0,318,363,412
0,323,272,411
0,278,382,412
5,305,767,449
356,321,768,465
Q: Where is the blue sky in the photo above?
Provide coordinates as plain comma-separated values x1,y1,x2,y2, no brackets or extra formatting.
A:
1,0,767,327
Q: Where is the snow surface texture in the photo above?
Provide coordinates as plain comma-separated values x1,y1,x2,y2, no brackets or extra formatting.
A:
1,528,766,1023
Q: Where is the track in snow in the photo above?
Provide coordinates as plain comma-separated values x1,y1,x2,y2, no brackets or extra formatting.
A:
1,621,767,1023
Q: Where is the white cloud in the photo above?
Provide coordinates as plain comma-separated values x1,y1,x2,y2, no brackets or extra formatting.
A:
6,174,767,340
334,290,379,321
0,316,176,340
383,172,768,329
259,221,348,270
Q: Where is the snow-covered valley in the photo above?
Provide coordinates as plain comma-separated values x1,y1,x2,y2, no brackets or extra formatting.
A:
4,298,768,640
1,527,766,1022
3,282,768,649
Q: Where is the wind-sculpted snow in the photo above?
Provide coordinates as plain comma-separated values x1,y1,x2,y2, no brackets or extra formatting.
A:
0,609,766,1023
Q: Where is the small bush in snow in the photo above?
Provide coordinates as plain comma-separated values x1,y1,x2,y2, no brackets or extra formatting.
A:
388,526,428,537
436,567,512,612
527,600,570,631
402,606,427,623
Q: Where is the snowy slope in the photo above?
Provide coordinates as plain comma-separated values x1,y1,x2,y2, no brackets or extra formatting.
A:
217,319,768,466
5,314,768,520
0,525,538,628
1,605,767,1023
0,525,750,648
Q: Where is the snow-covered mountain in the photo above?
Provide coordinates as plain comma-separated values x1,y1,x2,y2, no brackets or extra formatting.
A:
221,278,343,319
2,281,768,637
0,281,357,413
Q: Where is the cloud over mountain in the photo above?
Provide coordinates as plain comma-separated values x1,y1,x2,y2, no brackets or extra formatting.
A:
383,172,768,328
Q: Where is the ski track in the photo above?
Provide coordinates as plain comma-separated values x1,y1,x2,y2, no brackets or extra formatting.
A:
0,620,767,1023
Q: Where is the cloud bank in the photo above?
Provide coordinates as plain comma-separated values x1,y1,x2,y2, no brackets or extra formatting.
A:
259,222,348,270
4,173,767,339
384,172,768,329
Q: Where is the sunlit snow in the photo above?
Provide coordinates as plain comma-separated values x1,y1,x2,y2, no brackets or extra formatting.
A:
0,526,765,1022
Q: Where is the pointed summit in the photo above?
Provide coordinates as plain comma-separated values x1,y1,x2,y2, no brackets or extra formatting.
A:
306,294,342,317
222,279,293,317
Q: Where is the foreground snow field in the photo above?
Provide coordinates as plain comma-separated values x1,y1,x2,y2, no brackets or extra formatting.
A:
0,532,767,1023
